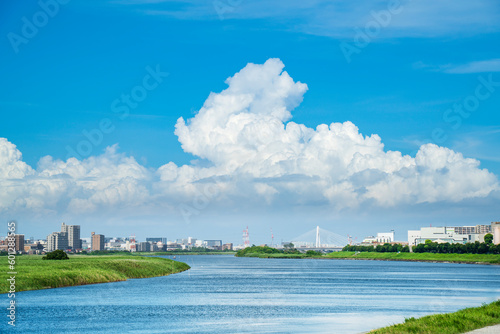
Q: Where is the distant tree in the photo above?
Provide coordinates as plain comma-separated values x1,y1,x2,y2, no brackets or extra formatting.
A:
477,243,489,254
305,250,322,256
43,249,69,260
484,233,494,245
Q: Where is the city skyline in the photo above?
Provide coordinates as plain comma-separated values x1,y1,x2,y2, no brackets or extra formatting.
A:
7,220,500,249
1,1,499,242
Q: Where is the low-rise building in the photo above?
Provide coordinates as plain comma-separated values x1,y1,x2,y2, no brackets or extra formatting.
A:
408,225,492,245
362,232,395,245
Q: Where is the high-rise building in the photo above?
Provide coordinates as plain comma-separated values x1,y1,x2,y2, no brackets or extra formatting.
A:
47,232,68,251
222,243,233,251
14,234,25,253
61,223,82,250
91,232,105,251
137,242,151,252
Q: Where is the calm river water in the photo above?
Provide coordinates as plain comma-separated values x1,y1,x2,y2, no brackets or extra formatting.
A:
5,255,500,333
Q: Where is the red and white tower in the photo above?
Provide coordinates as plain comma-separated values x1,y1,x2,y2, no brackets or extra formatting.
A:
130,234,136,252
243,226,250,248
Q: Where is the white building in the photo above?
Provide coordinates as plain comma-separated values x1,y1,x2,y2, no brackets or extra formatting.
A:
408,225,492,245
376,232,394,243
407,230,421,246
362,232,395,244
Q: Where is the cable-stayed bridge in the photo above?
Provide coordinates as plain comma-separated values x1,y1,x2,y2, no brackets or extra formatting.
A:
288,226,347,251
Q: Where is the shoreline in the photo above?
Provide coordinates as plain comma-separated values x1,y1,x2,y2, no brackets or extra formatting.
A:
0,255,190,294
237,250,500,265
369,300,500,333
252,255,500,265
320,256,500,265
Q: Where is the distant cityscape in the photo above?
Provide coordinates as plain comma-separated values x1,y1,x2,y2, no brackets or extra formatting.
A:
1,222,234,254
1,221,499,255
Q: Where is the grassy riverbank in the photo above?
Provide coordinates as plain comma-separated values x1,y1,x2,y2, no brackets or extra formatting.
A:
0,255,190,294
325,251,500,264
371,300,500,333
237,247,500,264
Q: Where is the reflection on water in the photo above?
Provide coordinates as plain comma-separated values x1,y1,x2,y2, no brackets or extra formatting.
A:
6,255,500,333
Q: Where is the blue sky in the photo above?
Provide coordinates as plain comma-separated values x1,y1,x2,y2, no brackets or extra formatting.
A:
1,0,500,244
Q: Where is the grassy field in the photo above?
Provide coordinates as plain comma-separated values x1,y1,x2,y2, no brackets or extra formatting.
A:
371,300,500,333
325,251,500,264
241,251,500,264
0,255,190,294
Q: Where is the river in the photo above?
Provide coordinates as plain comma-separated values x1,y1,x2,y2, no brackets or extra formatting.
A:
6,255,500,333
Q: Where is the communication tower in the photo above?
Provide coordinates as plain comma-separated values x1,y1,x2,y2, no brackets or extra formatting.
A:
243,226,250,248
130,234,136,252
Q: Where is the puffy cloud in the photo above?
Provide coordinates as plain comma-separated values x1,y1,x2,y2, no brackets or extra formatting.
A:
0,59,498,218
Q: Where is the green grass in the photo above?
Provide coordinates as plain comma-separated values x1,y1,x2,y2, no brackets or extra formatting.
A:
371,300,500,333
0,255,190,294
239,250,500,264
325,251,500,264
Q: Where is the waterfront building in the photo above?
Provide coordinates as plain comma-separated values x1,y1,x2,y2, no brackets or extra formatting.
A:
375,232,394,243
91,232,105,251
407,230,421,246
61,223,82,250
222,243,233,251
362,232,395,244
407,225,493,245
47,232,68,251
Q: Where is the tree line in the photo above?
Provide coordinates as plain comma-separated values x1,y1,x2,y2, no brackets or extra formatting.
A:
343,233,499,254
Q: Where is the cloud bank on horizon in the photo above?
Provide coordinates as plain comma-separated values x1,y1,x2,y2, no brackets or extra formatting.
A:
0,59,498,219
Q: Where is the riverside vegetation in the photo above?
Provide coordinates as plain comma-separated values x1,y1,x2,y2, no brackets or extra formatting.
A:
0,254,190,294
371,300,500,334
236,244,500,264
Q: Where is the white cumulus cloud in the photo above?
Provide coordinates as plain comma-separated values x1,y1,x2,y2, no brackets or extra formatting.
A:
0,59,498,220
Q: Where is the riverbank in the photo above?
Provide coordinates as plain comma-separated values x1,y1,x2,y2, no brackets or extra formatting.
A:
370,300,500,333
325,251,500,264
238,249,500,264
0,255,190,294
